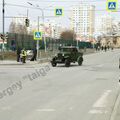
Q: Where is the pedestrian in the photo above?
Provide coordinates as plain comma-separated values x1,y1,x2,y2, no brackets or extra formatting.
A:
104,46,107,52
98,46,100,51
33,48,37,61
30,48,37,61
20,48,27,63
16,47,21,62
95,44,98,51
101,46,103,51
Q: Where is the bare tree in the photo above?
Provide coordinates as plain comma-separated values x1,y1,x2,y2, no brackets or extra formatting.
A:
9,21,16,33
9,22,27,34
60,30,76,40
16,24,27,34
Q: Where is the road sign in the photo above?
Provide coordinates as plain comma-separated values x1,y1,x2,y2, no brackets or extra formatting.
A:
55,8,64,16
34,31,42,40
106,0,118,12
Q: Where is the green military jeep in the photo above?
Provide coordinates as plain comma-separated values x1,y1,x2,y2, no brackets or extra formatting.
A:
51,46,83,67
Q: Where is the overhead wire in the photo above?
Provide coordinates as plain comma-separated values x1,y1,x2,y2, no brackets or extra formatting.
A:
28,0,107,3
3,3,120,12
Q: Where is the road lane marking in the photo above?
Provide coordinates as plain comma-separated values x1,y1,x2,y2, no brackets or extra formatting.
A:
93,90,111,108
89,109,108,114
36,109,56,112
89,90,111,115
96,64,104,67
69,107,73,110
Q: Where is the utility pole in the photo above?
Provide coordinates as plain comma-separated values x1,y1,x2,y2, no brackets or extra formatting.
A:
27,9,29,18
42,11,47,53
2,0,5,60
76,22,79,48
26,9,29,32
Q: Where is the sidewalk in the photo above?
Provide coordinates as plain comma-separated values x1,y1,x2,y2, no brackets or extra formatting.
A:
114,103,120,120
113,88,120,120
0,57,51,65
110,85,120,120
0,48,95,65
0,60,43,65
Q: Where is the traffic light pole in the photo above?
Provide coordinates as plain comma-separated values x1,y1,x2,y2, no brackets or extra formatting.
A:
27,2,47,53
37,16,40,60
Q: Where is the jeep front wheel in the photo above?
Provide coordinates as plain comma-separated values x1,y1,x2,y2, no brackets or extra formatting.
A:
65,59,70,67
78,57,83,66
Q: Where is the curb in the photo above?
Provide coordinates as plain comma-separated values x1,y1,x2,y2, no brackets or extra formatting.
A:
110,84,120,120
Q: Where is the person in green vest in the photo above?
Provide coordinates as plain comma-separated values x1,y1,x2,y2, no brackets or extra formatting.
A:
20,48,27,63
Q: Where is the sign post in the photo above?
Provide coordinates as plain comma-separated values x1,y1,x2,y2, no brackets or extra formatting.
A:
33,31,42,60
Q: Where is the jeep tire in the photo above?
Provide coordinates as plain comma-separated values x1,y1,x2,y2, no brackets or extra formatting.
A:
65,59,70,67
51,61,57,67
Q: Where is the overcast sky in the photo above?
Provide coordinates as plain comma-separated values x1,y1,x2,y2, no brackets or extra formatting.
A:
0,0,120,33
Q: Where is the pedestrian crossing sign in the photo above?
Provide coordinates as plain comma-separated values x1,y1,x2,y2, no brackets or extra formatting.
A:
34,31,42,40
106,0,118,12
55,8,64,16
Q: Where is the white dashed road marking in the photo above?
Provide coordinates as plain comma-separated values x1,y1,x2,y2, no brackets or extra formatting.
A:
89,90,112,114
93,90,111,108
36,109,56,112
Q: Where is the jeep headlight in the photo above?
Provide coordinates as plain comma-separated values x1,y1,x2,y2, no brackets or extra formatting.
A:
55,54,58,57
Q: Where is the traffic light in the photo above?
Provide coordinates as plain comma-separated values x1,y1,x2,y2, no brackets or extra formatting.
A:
25,18,29,27
0,34,4,40
5,33,8,39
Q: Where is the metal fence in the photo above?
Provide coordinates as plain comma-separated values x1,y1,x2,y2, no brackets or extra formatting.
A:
0,33,93,60
6,33,93,51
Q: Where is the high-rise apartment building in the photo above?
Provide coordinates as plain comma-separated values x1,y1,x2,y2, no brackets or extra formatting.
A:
71,4,95,41
95,14,113,35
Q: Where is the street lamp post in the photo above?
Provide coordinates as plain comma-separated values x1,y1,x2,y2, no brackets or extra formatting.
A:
68,17,79,47
54,29,55,51
40,8,47,53
76,22,79,48
73,27,75,46
73,22,79,47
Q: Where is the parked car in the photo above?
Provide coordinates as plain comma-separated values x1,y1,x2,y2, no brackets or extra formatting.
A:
26,50,33,60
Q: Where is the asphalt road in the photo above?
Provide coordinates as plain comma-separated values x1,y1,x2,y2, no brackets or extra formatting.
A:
0,49,120,120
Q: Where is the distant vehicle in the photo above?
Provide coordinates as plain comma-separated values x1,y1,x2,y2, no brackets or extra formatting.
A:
51,46,83,67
